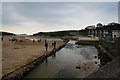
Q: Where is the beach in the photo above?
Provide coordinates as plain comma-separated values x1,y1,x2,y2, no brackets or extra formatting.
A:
0,38,2,78
2,36,64,76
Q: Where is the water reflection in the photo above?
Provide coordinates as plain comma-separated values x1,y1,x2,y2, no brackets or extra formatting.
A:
45,58,48,63
52,53,56,58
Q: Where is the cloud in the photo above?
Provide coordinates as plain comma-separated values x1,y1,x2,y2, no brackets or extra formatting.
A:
2,2,118,34
2,0,120,2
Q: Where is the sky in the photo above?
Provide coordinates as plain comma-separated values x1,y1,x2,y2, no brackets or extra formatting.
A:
2,0,120,2
1,2,119,35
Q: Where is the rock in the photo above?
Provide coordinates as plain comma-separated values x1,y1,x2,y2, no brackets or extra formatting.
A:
84,69,86,70
98,64,101,67
95,62,97,64
95,56,97,58
76,66,81,69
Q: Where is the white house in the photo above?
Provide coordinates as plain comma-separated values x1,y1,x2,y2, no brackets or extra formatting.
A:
112,30,120,38
87,23,120,39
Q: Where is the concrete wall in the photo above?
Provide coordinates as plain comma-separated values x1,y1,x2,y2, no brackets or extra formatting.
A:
114,39,120,56
87,56,120,78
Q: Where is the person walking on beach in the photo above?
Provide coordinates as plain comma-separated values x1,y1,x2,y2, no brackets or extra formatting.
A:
33,39,35,43
53,41,56,49
1,37,3,41
45,42,48,51
12,37,17,43
52,42,54,47
38,39,39,42
45,39,47,43
38,39,41,43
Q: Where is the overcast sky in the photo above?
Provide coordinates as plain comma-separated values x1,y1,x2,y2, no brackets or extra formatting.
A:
2,2,118,35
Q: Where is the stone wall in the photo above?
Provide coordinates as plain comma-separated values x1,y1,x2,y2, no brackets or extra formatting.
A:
87,56,120,78
114,39,120,56
100,39,120,58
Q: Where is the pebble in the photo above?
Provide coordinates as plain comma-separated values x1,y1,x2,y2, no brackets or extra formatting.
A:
95,56,97,58
95,62,97,64
76,66,81,69
84,69,86,70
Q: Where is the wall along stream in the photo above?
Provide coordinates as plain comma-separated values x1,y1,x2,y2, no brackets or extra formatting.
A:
24,40,100,78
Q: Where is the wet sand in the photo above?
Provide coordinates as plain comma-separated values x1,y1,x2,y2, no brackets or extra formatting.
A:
2,36,64,76
76,61,99,78
76,61,98,78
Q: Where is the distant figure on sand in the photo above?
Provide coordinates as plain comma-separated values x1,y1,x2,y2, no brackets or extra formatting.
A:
45,42,48,51
19,40,22,42
38,39,41,42
52,42,54,47
12,37,17,43
1,37,3,41
53,41,56,49
33,39,35,43
45,39,47,43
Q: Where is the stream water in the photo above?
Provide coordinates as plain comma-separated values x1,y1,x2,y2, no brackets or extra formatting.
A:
26,37,62,41
24,40,100,78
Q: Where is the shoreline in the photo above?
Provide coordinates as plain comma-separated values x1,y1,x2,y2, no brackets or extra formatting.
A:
2,36,113,79
75,39,112,66
2,44,66,80
2,36,66,80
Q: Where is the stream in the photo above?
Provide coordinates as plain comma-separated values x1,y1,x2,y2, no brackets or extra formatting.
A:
24,40,100,78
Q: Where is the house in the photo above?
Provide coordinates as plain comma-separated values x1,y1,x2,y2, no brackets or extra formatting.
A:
85,25,95,30
112,30,120,38
87,23,120,39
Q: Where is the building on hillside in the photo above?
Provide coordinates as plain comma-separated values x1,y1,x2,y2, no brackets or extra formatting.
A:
85,25,96,30
96,23,103,27
87,23,120,40
112,30,120,38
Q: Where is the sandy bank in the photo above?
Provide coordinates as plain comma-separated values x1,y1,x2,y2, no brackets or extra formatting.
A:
76,61,98,78
2,36,65,79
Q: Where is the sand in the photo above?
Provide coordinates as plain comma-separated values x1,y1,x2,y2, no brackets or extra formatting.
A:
76,61,99,78
2,36,64,76
0,38,2,78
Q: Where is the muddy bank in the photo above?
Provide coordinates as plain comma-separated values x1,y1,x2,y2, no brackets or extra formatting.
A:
2,36,65,80
87,56,120,78
2,43,66,80
95,45,112,66
75,40,112,66
75,40,99,46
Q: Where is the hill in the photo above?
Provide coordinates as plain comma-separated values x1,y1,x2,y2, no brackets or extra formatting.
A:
0,32,15,36
33,30,80,37
33,30,89,37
